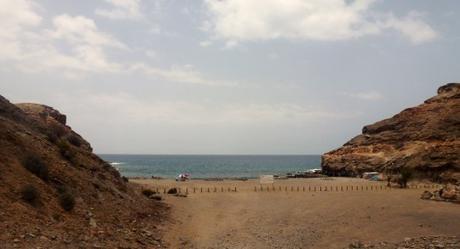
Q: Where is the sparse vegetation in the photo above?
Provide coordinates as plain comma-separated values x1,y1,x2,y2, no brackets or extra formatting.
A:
67,134,82,147
57,186,75,211
57,139,77,163
20,184,40,205
46,130,59,143
399,168,413,188
23,155,49,181
142,189,156,197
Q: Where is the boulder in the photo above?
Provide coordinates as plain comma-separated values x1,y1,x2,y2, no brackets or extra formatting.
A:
421,184,460,203
167,188,178,194
440,184,460,200
420,191,433,200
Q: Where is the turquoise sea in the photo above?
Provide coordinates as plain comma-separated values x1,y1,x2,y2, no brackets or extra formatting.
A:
99,154,321,179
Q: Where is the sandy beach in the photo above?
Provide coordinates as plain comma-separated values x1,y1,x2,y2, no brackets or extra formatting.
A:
132,178,460,249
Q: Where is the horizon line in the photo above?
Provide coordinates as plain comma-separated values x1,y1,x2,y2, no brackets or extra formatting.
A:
97,153,323,156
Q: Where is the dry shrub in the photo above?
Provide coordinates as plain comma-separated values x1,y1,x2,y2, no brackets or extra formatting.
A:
23,155,49,181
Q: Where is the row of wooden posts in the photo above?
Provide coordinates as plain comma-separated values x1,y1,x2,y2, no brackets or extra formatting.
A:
253,184,439,192
153,184,439,194
155,186,238,194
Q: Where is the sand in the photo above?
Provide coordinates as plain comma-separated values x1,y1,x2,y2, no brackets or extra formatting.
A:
132,178,460,249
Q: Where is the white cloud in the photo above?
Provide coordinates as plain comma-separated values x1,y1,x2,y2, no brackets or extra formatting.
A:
95,0,142,20
199,40,212,47
0,0,42,61
69,93,353,125
0,0,230,85
341,91,384,101
49,14,125,49
203,0,438,45
383,11,438,45
0,2,124,77
129,63,238,87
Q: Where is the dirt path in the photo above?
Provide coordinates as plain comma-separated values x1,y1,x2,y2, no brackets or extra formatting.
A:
135,179,460,249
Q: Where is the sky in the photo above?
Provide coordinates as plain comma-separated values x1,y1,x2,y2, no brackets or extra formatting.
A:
0,0,459,154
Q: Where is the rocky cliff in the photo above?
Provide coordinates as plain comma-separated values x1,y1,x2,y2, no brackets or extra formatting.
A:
322,83,460,183
0,95,167,248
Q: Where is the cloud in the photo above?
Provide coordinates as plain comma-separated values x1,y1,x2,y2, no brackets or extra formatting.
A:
66,93,354,126
129,63,239,87
0,1,124,77
202,0,438,45
95,0,143,20
0,0,231,86
383,11,438,45
49,14,126,49
341,91,384,101
199,40,212,47
0,0,42,61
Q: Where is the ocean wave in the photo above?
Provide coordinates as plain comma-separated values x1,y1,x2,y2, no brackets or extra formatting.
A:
109,162,125,165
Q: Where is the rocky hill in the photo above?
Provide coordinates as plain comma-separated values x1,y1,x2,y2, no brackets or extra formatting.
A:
322,83,460,183
0,95,167,248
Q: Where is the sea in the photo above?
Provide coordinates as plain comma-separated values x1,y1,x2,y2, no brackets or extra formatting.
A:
98,154,321,179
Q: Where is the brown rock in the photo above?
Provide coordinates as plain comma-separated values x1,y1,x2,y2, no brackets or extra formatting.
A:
421,191,433,200
322,83,460,183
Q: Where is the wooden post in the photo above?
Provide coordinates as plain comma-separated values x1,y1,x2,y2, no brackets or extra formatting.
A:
221,187,224,192
297,186,299,192
303,186,305,192
193,187,196,193
186,188,188,194
207,187,210,193
254,186,257,192
309,186,311,192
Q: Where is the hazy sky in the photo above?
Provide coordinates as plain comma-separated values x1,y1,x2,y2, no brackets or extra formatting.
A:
1,0,459,154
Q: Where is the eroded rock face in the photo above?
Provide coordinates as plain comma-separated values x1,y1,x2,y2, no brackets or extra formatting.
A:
16,103,67,125
322,83,460,183
0,95,168,248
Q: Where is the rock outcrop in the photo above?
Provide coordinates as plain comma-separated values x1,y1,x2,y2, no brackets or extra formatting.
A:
0,95,167,248
421,184,460,203
322,83,460,183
